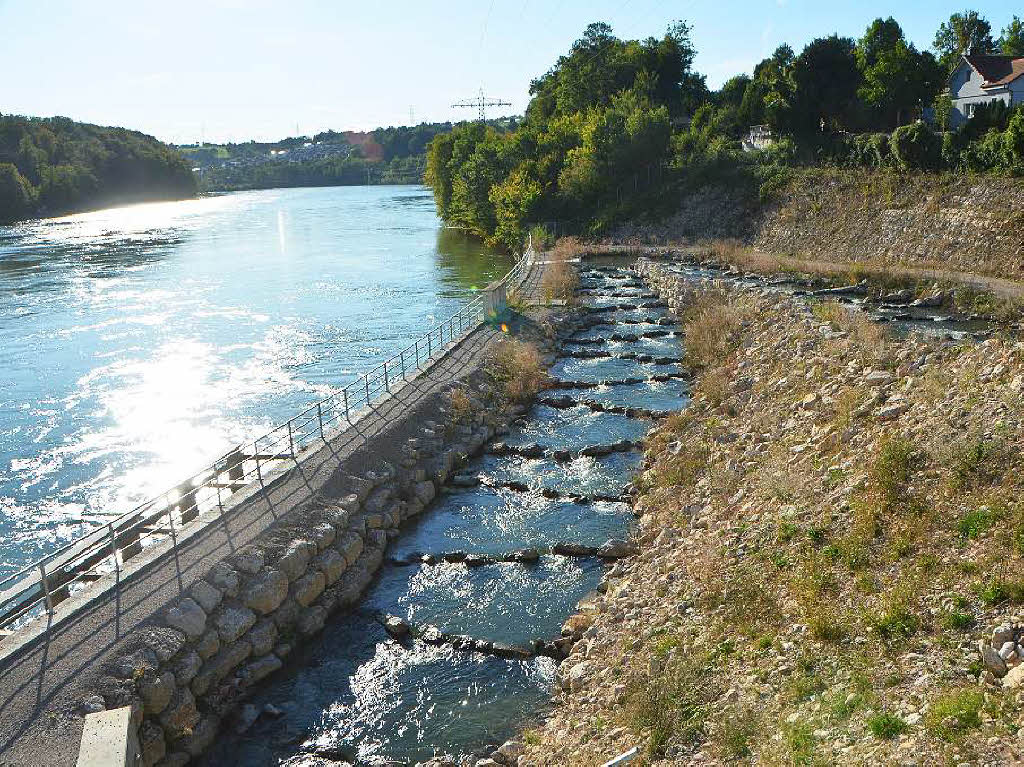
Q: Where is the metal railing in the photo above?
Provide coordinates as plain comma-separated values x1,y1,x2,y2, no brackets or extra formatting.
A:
0,240,535,634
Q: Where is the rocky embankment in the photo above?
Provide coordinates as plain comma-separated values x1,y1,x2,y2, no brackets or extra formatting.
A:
515,259,1024,765
610,170,1024,282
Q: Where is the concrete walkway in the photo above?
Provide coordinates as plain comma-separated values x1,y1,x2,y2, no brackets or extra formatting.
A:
0,257,547,767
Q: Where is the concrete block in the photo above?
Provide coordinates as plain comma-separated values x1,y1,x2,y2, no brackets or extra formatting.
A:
76,705,141,767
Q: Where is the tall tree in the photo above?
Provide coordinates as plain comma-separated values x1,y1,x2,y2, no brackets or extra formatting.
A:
933,11,995,73
789,35,862,135
857,18,943,130
1000,16,1024,56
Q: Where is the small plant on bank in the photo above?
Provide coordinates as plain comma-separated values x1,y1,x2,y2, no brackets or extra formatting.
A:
541,237,581,304
486,339,546,404
625,653,718,757
683,289,746,370
866,711,909,740
925,688,983,742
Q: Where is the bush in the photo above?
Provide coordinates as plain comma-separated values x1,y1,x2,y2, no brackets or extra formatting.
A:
867,711,909,740
925,689,983,742
889,122,941,171
486,340,546,404
626,655,717,756
1005,111,1024,170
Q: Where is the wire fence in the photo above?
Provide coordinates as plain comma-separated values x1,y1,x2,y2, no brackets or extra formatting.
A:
0,241,535,634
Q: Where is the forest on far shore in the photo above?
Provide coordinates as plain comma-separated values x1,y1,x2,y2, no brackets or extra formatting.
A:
0,115,197,224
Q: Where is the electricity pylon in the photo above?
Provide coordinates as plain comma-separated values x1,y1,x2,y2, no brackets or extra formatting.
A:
451,88,512,122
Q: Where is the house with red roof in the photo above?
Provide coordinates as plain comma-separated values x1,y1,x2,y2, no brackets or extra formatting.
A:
949,51,1024,128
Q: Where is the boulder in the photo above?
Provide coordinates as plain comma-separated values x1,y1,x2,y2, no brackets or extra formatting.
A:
165,598,207,639
240,654,283,685
232,548,265,575
207,562,240,598
172,651,203,686
297,606,327,636
277,540,315,581
292,570,326,607
315,548,347,585
138,671,175,715
248,619,278,657
214,606,257,644
139,720,166,767
195,630,220,660
241,568,289,615
980,640,1008,678
189,580,223,614
158,688,200,737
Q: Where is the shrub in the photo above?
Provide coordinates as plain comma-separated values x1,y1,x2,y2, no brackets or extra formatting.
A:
487,340,546,404
1004,110,1024,170
889,122,941,171
956,506,997,540
541,237,581,304
870,436,917,514
683,290,745,369
867,712,909,740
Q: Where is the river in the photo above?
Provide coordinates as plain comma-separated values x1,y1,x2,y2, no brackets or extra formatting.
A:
0,186,512,577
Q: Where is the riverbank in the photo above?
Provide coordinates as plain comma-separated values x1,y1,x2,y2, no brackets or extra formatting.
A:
516,258,1024,765
608,169,1024,284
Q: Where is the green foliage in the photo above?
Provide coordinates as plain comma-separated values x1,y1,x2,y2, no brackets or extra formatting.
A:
1001,16,1024,56
856,19,943,130
957,507,998,540
1005,110,1024,168
0,114,195,222
889,122,941,170
925,689,983,741
867,711,909,739
934,11,996,74
0,162,34,223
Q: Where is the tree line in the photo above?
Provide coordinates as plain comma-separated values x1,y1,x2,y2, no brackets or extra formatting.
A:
0,115,196,224
426,12,1024,250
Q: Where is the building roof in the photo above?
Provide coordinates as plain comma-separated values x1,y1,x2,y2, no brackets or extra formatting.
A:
962,53,1024,88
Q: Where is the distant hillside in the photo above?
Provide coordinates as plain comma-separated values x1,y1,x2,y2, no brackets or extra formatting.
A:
183,119,519,193
0,115,196,224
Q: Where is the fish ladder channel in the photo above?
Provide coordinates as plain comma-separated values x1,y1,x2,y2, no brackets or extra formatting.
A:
198,264,690,766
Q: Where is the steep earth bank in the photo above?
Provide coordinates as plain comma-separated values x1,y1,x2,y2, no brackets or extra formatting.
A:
514,259,1024,766
610,170,1024,282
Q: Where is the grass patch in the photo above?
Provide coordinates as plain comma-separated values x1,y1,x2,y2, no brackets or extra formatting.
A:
540,237,581,304
866,711,908,740
683,289,746,370
625,654,718,757
973,576,1024,607
867,589,920,643
956,506,999,540
925,688,983,742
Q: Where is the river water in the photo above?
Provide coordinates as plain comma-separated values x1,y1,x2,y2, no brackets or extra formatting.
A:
199,265,689,766
0,186,512,577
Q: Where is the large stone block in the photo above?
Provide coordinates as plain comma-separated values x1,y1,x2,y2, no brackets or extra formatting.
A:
213,605,256,644
174,713,220,757
277,540,315,581
191,641,252,697
165,598,206,640
315,548,347,585
138,671,175,715
297,606,327,636
239,654,283,686
335,533,363,566
247,619,278,657
158,688,199,738
240,568,289,615
292,570,326,608
189,580,223,614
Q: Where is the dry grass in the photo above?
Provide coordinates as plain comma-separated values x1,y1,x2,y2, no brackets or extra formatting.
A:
541,237,582,304
682,289,747,370
486,339,546,404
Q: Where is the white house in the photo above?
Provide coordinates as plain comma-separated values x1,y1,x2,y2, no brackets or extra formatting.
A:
949,52,1024,128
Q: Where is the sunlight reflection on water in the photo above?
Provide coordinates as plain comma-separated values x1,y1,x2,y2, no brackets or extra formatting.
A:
0,187,512,574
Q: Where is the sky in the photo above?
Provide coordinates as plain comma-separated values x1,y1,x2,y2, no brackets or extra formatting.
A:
0,0,1018,144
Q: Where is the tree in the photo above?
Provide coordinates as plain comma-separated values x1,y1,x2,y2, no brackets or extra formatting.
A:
856,18,944,130
0,162,34,223
933,11,995,73
717,74,751,109
789,36,862,135
1000,16,1024,56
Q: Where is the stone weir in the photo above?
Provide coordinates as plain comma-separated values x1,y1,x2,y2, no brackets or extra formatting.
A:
0,259,566,767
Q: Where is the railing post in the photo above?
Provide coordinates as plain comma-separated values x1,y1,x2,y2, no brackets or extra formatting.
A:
343,388,351,424
108,523,119,572
400,350,406,379
255,443,264,488
216,482,223,514
364,375,370,406
288,422,296,460
415,339,420,368
427,333,432,357
317,402,325,440
38,562,54,614
449,317,454,340
384,361,389,392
